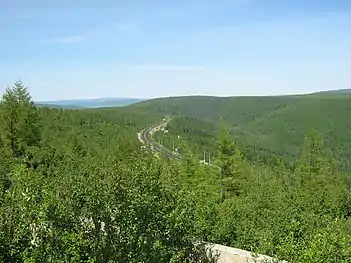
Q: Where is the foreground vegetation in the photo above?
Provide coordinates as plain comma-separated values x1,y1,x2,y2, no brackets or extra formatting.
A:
0,82,207,262
0,82,350,262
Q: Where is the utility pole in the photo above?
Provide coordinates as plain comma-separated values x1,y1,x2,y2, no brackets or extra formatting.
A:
172,140,175,153
203,151,206,162
208,152,211,165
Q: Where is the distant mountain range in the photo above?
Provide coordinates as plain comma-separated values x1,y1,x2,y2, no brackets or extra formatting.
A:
35,88,351,109
36,98,145,109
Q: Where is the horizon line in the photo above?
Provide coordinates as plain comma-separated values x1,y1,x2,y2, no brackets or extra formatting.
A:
33,89,349,102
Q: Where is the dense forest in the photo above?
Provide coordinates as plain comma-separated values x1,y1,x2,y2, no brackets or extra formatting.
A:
134,95,351,172
0,82,350,262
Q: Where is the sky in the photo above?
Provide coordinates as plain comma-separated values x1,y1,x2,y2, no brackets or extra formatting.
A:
0,0,350,100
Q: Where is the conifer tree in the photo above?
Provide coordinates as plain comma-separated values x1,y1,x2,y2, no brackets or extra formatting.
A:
296,129,336,186
217,123,247,198
0,81,41,158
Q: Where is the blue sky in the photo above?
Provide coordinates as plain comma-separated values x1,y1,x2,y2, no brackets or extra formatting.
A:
0,0,350,100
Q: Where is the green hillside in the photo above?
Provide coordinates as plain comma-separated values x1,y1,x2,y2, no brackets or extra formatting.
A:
130,95,298,123
131,94,351,171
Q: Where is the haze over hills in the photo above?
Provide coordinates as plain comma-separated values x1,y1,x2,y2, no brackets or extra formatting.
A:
34,88,351,109
36,97,145,109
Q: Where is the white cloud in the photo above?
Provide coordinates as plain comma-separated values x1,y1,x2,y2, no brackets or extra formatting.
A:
53,36,87,44
131,64,209,72
58,21,134,44
45,20,133,45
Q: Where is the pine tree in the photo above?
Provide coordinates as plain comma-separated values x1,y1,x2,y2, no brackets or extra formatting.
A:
0,81,42,158
217,123,247,198
294,129,350,218
217,123,235,177
296,129,336,186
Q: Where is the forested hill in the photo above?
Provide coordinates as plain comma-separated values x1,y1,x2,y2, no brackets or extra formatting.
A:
313,89,351,95
129,94,351,171
0,81,350,262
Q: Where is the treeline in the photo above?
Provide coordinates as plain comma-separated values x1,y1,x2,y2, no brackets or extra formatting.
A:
0,82,350,262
